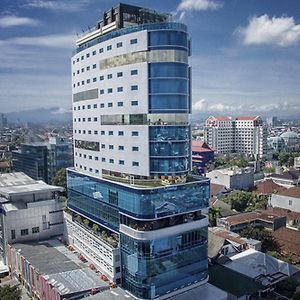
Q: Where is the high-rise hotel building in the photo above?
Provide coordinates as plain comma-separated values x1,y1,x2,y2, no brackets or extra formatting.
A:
68,4,209,299
204,115,267,158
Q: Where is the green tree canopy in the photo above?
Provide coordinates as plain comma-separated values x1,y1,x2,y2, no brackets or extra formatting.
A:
0,285,22,300
52,168,67,196
239,226,279,252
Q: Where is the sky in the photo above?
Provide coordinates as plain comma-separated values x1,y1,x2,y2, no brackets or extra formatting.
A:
1,0,300,117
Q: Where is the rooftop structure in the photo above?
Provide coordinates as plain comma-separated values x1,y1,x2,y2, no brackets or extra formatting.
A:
69,3,209,299
267,170,300,187
206,166,254,190
223,248,300,285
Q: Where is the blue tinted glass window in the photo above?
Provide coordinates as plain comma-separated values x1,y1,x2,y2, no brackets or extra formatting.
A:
150,141,189,156
149,95,188,112
149,63,188,78
130,38,137,44
150,78,188,94
149,31,187,48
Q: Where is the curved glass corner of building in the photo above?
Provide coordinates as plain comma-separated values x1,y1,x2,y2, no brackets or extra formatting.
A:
120,227,208,299
73,22,188,55
149,126,191,176
67,170,209,221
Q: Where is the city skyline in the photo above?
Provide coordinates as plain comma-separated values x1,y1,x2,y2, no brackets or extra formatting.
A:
1,0,300,116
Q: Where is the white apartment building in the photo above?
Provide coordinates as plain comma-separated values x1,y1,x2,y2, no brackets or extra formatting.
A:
204,115,267,158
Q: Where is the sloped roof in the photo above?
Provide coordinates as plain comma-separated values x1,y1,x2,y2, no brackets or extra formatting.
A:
227,248,300,279
269,170,300,181
272,227,300,261
221,209,284,226
192,140,213,152
210,183,228,197
214,116,231,121
235,116,259,121
208,231,225,259
255,179,287,194
277,186,300,199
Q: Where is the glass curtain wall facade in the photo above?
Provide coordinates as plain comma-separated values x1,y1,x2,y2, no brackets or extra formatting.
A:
68,3,209,299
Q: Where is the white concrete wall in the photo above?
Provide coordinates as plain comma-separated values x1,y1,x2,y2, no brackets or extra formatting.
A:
64,213,121,282
270,194,300,213
72,30,150,177
3,199,64,244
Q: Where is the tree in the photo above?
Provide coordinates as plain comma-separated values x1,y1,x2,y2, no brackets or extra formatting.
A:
52,168,67,196
293,290,300,300
223,191,268,213
208,207,221,226
83,218,90,227
239,226,279,252
75,215,82,224
0,285,22,300
92,223,99,235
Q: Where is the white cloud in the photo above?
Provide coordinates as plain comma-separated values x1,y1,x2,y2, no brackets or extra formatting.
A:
192,98,300,114
1,33,75,49
177,0,223,12
52,107,72,114
25,0,93,12
238,14,300,47
0,15,40,27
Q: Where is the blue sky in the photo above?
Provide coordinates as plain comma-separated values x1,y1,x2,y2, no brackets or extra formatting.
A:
1,0,300,117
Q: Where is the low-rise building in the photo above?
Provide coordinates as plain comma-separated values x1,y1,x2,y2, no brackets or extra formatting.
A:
269,186,300,213
7,239,110,299
222,249,300,288
0,172,64,262
267,169,300,187
208,227,261,259
206,167,254,190
295,156,300,169
217,209,286,232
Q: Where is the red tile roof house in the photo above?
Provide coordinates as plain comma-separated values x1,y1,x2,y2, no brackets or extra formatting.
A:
217,209,287,232
255,179,287,195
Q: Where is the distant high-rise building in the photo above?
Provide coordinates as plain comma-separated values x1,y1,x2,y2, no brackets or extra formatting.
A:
204,116,267,158
67,3,209,299
267,116,279,127
12,137,73,183
0,114,8,129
